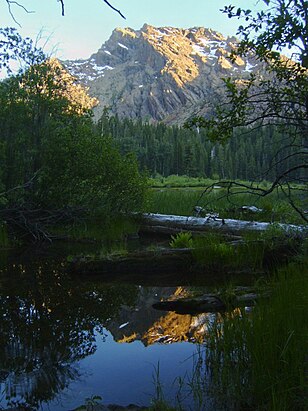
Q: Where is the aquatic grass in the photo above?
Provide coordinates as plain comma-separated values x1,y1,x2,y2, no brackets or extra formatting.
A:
234,240,266,270
150,363,177,411
206,260,308,410
204,237,262,271
169,232,266,271
0,222,9,248
75,395,103,411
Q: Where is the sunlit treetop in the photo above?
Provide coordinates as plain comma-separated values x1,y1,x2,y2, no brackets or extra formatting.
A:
17,57,99,116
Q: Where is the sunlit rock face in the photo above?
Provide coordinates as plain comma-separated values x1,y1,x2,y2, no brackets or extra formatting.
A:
63,24,263,124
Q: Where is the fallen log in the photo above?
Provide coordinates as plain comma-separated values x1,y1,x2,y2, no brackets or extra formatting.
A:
152,295,226,314
68,247,262,285
69,248,194,279
152,287,271,314
140,213,307,236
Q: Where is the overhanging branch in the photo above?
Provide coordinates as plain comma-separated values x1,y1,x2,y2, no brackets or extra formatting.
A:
4,0,34,26
103,0,126,19
58,0,64,16
4,0,126,20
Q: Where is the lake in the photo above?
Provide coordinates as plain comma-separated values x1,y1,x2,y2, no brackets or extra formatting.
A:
0,245,222,410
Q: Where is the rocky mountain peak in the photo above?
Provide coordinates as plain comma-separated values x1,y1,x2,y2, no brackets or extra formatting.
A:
63,24,262,124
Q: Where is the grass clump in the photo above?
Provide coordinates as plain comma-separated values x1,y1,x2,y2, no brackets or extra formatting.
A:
170,231,193,248
169,231,266,271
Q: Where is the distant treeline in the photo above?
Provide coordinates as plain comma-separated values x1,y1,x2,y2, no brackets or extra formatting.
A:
98,113,301,182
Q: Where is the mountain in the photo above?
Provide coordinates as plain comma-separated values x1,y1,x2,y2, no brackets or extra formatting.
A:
64,24,264,124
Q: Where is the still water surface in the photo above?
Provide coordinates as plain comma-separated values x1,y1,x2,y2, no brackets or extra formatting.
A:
0,247,216,410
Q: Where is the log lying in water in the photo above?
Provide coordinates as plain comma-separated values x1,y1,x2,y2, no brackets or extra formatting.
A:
140,213,307,235
152,288,270,314
68,247,260,285
152,295,226,314
69,248,194,278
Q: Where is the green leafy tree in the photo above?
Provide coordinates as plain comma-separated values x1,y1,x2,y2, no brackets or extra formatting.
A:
0,30,147,241
188,0,308,221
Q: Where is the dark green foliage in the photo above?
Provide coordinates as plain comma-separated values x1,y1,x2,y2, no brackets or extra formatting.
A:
98,113,305,184
0,80,146,213
0,38,147,240
37,123,146,213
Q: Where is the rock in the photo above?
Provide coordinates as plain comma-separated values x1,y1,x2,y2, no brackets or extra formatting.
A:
239,206,263,213
193,205,205,217
63,25,265,124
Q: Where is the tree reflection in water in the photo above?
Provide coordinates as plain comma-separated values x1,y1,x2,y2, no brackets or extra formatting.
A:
0,258,138,409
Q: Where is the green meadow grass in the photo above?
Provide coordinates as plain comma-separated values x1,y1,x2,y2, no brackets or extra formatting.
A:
146,186,304,224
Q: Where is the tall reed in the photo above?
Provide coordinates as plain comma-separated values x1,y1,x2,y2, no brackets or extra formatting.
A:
206,260,308,410
0,222,9,248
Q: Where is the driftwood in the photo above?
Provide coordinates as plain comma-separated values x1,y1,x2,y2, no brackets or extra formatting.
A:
140,213,307,236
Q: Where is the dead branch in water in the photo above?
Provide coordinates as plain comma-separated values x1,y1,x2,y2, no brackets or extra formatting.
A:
0,205,87,242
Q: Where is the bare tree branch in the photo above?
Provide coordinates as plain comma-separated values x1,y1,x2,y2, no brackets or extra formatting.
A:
197,170,308,223
4,0,126,20
58,0,126,19
0,171,40,198
103,0,126,19
4,0,34,26
58,0,64,16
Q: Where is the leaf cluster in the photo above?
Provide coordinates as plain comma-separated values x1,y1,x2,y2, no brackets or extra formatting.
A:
0,27,45,75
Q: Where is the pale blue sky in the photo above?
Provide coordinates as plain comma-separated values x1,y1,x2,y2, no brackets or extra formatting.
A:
0,0,261,60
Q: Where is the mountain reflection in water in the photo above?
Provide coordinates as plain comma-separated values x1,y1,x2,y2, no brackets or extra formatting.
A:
0,255,213,410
